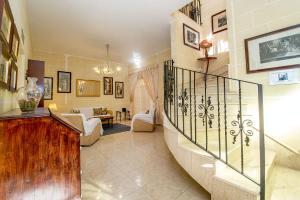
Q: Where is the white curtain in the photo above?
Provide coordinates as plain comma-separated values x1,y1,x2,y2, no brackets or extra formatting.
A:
129,73,139,115
133,79,153,114
129,65,161,124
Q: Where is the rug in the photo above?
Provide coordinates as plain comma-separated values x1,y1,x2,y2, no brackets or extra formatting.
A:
103,123,131,136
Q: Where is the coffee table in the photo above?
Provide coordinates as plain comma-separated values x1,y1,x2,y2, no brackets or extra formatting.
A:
99,115,114,128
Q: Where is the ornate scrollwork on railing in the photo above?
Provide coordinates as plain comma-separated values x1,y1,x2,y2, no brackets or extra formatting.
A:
198,96,215,128
166,68,174,105
178,88,189,116
230,111,254,146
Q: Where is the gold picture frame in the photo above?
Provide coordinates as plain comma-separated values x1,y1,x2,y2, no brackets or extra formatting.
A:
0,0,13,48
0,48,10,89
76,79,100,97
10,24,20,61
9,61,17,92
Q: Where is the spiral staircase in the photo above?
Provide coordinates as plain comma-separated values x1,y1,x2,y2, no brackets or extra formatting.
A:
163,60,300,200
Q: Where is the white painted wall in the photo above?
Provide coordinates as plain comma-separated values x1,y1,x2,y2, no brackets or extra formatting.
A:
171,0,229,74
0,0,32,114
226,0,300,150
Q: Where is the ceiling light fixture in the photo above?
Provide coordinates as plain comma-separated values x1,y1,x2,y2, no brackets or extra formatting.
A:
96,44,121,75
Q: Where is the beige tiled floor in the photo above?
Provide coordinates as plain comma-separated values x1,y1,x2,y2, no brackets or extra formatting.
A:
81,124,211,200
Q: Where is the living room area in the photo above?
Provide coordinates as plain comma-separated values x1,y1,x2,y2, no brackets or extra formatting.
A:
1,0,300,199
0,0,206,199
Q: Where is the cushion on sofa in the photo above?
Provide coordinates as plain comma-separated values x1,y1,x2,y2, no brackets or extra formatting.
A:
93,108,102,116
72,109,81,114
101,108,108,115
74,107,111,119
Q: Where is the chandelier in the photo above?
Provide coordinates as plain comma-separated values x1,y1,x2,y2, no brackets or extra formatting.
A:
98,44,114,75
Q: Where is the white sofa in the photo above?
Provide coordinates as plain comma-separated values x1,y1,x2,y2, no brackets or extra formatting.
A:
131,104,156,132
61,113,103,146
61,107,112,146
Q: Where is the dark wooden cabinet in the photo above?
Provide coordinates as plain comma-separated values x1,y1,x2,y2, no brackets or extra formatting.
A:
0,109,81,200
28,59,45,107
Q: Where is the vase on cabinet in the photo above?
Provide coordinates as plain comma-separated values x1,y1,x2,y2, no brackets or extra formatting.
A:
17,77,43,112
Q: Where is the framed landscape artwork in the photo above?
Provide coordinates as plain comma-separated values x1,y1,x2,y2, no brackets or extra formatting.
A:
11,24,20,61
212,10,227,34
0,50,10,89
57,71,71,93
9,61,17,92
183,23,200,50
103,77,113,95
76,79,100,97
0,0,13,47
44,77,53,100
115,81,124,98
245,24,300,73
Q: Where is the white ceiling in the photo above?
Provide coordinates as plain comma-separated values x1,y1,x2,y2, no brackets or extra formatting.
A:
26,0,190,64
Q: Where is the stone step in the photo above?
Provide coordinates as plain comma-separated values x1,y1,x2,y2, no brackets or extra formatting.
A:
266,166,300,200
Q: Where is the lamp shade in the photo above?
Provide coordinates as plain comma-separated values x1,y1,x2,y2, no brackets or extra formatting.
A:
200,39,213,49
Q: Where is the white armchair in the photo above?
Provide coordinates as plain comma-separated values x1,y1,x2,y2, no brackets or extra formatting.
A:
61,113,103,146
131,104,156,132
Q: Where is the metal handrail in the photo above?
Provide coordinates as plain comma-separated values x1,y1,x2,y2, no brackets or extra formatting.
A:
164,60,265,200
253,127,300,156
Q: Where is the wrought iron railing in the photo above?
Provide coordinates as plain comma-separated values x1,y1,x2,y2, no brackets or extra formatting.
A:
179,0,202,25
164,60,265,200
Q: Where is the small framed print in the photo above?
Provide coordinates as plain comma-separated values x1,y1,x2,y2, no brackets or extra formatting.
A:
183,23,200,50
245,24,300,73
44,77,53,100
103,77,113,95
0,50,10,89
115,81,124,98
0,0,13,48
212,10,227,34
10,24,20,61
9,61,17,92
269,69,299,85
57,71,71,93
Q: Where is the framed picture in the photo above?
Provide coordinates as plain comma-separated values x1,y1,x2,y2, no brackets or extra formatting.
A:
103,77,113,95
10,24,20,61
0,50,10,89
183,23,200,50
269,69,299,85
115,82,124,98
76,79,100,97
57,71,71,93
0,0,13,48
44,77,53,100
212,10,227,34
9,61,17,92
245,24,300,73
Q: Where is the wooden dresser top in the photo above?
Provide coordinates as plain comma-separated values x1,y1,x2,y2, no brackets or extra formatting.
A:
0,108,50,120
